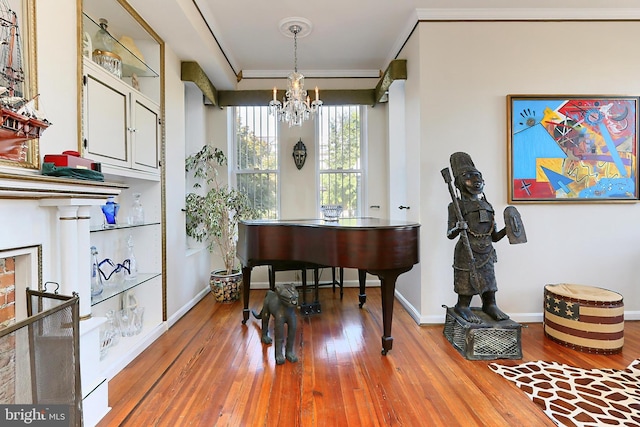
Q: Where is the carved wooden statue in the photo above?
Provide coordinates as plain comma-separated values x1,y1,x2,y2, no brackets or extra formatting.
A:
252,282,299,364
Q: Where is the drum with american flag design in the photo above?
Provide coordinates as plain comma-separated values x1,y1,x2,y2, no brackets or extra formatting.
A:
543,283,624,354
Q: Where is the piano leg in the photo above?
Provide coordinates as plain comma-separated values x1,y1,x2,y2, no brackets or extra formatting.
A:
241,266,252,324
358,269,367,308
369,268,410,355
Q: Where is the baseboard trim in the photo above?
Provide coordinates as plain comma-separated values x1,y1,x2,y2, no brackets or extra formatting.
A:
103,323,167,381
167,286,210,328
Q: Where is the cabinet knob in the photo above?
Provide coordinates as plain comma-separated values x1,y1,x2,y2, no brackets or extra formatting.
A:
398,205,410,210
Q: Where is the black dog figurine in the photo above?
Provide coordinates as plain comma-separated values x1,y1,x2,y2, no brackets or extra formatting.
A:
252,283,299,364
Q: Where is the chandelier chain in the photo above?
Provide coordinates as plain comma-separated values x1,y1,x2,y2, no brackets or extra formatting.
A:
292,25,299,72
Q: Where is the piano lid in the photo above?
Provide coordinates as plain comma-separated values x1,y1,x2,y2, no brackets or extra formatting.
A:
239,217,420,230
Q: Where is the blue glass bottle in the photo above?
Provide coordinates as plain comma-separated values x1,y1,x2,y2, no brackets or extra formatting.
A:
101,196,119,227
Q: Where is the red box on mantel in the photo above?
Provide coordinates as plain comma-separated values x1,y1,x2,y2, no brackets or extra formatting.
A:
44,150,99,170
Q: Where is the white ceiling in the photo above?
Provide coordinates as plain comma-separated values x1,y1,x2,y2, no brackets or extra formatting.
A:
123,0,640,91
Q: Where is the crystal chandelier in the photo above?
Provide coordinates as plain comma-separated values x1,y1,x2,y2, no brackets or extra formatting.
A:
269,24,322,127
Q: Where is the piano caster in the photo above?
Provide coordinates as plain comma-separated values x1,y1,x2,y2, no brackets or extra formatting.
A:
381,336,393,356
358,293,366,308
301,301,321,315
242,309,250,325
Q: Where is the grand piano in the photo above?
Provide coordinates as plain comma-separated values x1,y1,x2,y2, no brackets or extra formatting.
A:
236,218,420,355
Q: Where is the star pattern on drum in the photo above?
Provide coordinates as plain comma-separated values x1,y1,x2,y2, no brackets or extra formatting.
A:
546,294,579,320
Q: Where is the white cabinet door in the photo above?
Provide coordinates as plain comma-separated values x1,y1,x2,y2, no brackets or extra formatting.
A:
83,59,160,175
131,93,160,173
84,61,130,168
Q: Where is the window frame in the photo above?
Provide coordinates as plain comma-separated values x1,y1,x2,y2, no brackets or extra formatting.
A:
230,106,281,219
316,105,367,218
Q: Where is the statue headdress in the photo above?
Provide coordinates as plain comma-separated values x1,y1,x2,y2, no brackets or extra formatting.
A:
449,152,478,179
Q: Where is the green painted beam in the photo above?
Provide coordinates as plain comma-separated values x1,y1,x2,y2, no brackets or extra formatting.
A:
374,59,407,104
181,59,406,107
217,89,376,107
181,61,218,105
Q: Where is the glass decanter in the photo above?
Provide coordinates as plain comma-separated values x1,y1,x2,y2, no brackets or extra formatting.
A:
124,235,138,281
94,18,115,52
128,192,144,225
90,246,104,297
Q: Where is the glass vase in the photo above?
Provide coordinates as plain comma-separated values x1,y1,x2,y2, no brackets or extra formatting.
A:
101,196,119,228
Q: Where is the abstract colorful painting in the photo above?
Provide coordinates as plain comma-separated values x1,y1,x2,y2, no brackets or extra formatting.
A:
507,95,639,202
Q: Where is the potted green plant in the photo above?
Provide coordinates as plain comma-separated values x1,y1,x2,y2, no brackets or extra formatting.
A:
185,145,257,302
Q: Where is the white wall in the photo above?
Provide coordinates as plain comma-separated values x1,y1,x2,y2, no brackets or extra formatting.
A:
36,0,78,156
164,51,213,323
400,20,640,323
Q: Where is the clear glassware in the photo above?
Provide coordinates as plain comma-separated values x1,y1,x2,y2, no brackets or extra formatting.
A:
132,307,145,335
124,234,138,281
90,246,104,297
94,18,115,52
105,309,120,347
128,192,144,225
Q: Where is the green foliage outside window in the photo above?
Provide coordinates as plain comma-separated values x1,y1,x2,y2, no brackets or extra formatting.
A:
235,107,278,219
319,106,362,216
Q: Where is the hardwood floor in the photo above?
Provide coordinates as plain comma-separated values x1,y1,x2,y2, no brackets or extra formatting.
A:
97,287,639,426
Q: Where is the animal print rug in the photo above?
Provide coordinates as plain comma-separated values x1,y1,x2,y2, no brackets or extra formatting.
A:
489,359,640,427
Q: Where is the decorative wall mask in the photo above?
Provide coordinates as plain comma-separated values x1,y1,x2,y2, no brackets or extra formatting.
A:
292,139,307,170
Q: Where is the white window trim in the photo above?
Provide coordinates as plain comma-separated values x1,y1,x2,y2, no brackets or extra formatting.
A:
315,105,367,217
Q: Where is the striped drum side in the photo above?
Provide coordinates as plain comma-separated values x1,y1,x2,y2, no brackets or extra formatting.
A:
543,284,624,354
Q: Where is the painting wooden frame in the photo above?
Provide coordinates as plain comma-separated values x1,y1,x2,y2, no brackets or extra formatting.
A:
0,0,40,169
507,95,639,203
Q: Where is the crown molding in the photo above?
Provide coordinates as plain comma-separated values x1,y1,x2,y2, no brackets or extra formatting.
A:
385,9,419,69
386,7,640,72
415,7,640,21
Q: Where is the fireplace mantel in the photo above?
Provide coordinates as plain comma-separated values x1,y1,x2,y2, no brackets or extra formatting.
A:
0,172,125,199
0,171,127,317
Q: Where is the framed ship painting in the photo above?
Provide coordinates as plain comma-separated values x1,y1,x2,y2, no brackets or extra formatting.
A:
0,0,49,170
507,95,639,203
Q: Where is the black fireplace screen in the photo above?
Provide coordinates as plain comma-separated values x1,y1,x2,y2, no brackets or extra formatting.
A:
0,289,81,427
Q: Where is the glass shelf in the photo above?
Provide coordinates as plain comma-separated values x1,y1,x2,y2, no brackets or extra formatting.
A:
83,13,159,78
91,272,161,306
90,221,160,233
